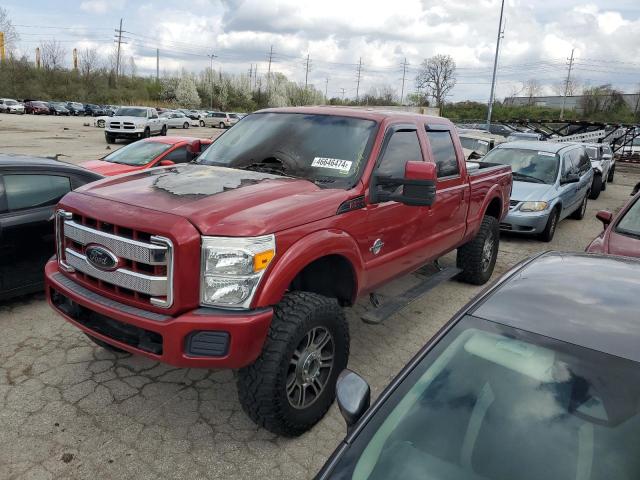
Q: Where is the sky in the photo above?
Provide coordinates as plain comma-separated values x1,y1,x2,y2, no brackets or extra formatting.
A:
3,0,640,102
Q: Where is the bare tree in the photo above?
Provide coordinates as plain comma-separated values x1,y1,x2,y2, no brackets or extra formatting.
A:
552,78,581,96
40,40,67,70
78,47,99,78
0,7,19,55
523,79,543,104
415,54,456,108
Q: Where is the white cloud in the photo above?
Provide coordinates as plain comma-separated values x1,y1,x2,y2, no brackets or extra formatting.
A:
80,0,125,14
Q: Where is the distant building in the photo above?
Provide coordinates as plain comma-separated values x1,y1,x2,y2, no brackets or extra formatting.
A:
504,94,640,115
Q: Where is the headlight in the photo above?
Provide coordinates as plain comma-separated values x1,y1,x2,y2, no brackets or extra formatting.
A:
200,235,275,308
519,201,548,212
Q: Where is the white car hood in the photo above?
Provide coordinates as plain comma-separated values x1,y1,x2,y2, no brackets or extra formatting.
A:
109,116,148,123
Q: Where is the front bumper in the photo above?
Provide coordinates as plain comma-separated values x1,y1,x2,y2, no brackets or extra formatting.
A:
105,128,145,139
500,208,550,234
45,260,273,368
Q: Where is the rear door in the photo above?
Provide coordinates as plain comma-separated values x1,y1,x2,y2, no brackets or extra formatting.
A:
0,172,72,298
559,149,580,217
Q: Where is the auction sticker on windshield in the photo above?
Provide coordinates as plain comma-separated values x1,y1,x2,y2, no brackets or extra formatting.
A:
311,157,353,173
538,151,556,157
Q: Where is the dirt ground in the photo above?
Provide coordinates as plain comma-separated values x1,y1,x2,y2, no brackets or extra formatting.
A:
1,112,639,479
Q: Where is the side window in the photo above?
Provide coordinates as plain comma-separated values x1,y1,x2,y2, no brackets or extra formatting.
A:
150,110,158,119
163,146,189,163
579,151,591,174
561,154,573,176
426,130,460,178
3,174,71,212
377,130,422,179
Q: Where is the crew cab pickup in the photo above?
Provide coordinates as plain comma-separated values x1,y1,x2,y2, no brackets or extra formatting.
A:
45,107,512,436
104,106,168,144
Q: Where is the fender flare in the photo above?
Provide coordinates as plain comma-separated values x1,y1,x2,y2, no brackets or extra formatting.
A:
254,229,365,307
480,184,505,219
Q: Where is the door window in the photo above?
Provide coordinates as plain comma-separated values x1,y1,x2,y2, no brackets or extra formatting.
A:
426,130,459,178
377,130,422,179
163,146,190,163
3,175,71,212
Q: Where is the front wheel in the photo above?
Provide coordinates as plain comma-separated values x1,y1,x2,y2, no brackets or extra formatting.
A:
183,122,189,129
105,133,115,144
456,215,499,285
160,125,167,136
539,208,559,242
143,127,151,138
97,119,105,128
608,165,615,182
237,292,350,436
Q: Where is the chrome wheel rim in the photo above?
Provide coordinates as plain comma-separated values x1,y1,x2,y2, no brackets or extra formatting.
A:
287,326,334,409
481,234,495,272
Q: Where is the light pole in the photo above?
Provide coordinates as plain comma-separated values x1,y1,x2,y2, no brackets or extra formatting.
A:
208,53,217,110
486,0,505,129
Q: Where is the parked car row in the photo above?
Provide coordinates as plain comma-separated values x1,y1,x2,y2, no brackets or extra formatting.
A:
0,98,121,116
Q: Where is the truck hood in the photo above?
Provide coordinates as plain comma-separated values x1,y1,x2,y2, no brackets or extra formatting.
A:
75,164,352,236
510,181,554,202
109,116,146,123
81,160,141,176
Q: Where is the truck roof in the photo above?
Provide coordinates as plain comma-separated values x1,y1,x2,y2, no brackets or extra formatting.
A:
254,106,450,125
497,140,576,153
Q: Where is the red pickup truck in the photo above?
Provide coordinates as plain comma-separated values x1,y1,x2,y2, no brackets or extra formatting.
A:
45,107,511,436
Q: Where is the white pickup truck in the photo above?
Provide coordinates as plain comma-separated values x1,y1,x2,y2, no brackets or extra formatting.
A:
104,106,168,144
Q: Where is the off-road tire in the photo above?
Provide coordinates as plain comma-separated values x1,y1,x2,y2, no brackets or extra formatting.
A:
84,333,128,354
539,207,560,242
456,215,499,285
105,133,115,144
570,193,588,220
590,176,602,199
237,292,350,436
608,165,615,182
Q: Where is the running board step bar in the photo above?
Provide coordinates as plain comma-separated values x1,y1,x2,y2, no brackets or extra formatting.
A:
360,266,462,325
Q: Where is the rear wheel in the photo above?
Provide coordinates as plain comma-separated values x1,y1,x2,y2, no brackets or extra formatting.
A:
183,122,189,129
84,333,128,354
570,193,588,220
143,127,151,138
539,207,559,242
219,122,225,129
237,292,349,436
160,125,167,136
199,119,205,127
608,165,615,182
590,175,602,199
456,215,499,285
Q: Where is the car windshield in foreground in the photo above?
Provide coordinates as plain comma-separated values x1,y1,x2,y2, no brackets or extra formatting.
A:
460,136,490,155
616,197,640,239
102,141,172,166
483,147,558,184
115,108,147,117
330,315,640,480
197,112,378,188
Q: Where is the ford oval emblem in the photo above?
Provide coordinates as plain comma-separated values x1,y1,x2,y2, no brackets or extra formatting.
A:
85,245,119,271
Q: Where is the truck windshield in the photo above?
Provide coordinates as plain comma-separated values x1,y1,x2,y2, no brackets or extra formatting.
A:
115,108,147,117
197,112,378,188
102,141,172,166
483,147,559,184
330,315,640,480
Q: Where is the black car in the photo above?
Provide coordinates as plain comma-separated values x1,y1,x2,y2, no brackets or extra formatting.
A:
0,155,103,300
318,252,640,480
84,104,106,116
48,102,70,116
65,102,85,116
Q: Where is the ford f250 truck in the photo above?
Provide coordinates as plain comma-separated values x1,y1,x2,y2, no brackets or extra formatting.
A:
45,107,512,436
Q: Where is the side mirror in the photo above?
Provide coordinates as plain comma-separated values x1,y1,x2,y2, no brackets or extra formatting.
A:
370,161,437,206
632,182,640,196
561,173,580,185
159,160,175,167
336,369,370,432
596,210,613,227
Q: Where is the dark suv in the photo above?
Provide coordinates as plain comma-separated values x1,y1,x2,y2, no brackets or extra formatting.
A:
84,104,106,116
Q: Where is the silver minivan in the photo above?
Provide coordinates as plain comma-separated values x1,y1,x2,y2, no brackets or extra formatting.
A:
204,112,239,129
483,141,594,242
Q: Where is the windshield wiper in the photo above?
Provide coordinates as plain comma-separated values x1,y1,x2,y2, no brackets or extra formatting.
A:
239,162,300,179
512,172,545,183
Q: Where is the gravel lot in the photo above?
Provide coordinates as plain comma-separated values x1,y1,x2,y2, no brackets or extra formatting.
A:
1,113,639,480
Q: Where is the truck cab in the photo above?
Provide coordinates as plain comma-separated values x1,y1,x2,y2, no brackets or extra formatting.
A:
45,107,511,436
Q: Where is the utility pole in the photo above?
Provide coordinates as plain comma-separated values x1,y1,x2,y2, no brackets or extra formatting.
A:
560,48,575,121
340,88,346,101
486,0,505,129
266,45,274,96
115,18,123,81
73,48,78,70
35,47,41,69
254,65,258,91
400,58,409,105
304,53,311,89
0,32,5,63
248,64,253,91
156,48,159,83
324,77,329,100
208,53,217,110
355,57,363,103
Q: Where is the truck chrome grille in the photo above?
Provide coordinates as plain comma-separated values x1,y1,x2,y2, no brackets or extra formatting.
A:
56,210,174,308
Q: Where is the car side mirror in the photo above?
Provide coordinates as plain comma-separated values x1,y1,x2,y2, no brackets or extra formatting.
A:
370,161,437,206
561,173,580,185
596,210,613,227
632,182,640,196
336,369,370,433
159,160,175,167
